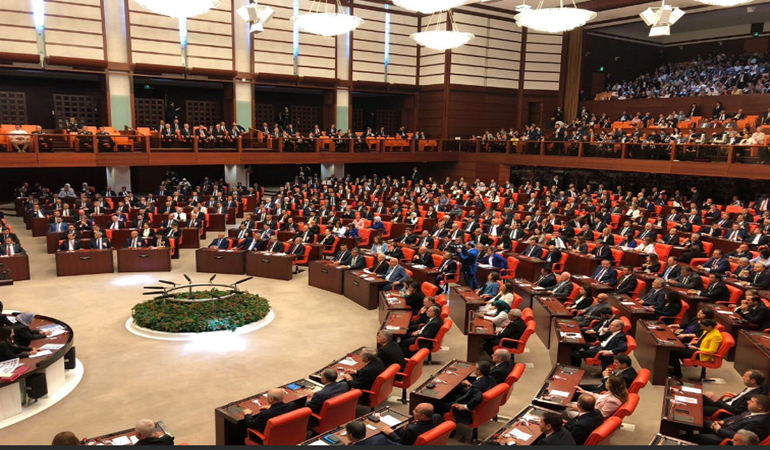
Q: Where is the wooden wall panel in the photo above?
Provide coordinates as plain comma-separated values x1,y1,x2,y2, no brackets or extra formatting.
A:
187,0,234,71
416,89,444,138
446,88,518,138
450,13,521,89
523,32,561,91
128,2,183,67
0,0,39,58
254,0,294,75
45,0,105,61
352,6,387,82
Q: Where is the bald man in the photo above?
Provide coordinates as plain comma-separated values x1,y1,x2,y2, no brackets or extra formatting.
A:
381,403,444,445
242,388,297,441
133,419,174,445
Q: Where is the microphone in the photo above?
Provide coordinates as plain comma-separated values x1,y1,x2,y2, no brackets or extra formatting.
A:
184,274,192,283
234,277,253,285
158,280,177,286
209,275,217,283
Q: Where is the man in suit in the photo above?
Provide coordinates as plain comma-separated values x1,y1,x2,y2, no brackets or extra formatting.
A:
489,349,514,384
305,368,351,429
581,306,617,343
125,231,147,249
330,243,352,266
264,236,285,253
435,253,458,291
534,412,577,445
690,273,730,303
565,395,605,445
208,232,230,250
48,217,68,233
690,394,770,444
520,237,544,259
89,231,112,250
579,354,637,395
446,360,497,425
638,278,666,308
400,305,442,357
483,309,527,356
535,266,557,288
638,223,658,241
394,227,418,246
703,370,767,417
614,266,639,295
735,291,770,330
342,349,386,405
58,233,81,251
376,330,406,372
348,248,367,270
235,236,260,252
107,215,124,230
0,237,24,255
572,319,627,370
661,256,682,281
1,228,20,245
592,259,618,286
381,403,443,445
725,223,749,243
744,264,770,290
344,420,398,445
242,389,297,443
548,271,574,300
132,419,174,446
669,265,704,290
412,246,434,267
591,241,614,264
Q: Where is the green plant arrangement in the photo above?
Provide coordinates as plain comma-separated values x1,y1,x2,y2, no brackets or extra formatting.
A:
132,289,270,333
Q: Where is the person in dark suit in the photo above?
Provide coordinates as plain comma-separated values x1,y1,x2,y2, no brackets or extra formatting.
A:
342,349,386,406
394,228,418,246
520,237,544,259
376,330,405,371
242,389,298,442
483,309,527,356
564,395,605,445
330,243,352,266
125,231,148,249
446,360,497,425
613,266,638,295
400,306,442,357
637,278,666,308
381,403,443,445
489,349,514,384
660,257,682,281
534,412,577,445
12,312,47,347
703,369,766,417
592,260,618,286
0,237,25,255
132,420,174,446
697,250,731,274
264,236,285,253
412,247,434,267
89,231,112,250
344,420,399,445
690,273,730,303
549,272,575,300
677,244,707,264
58,234,81,251
735,291,770,331
653,291,683,323
669,265,704,290
745,264,770,290
689,394,770,444
590,241,614,264
305,368,351,428
535,266,557,288
572,319,627,370
235,237,260,252
579,354,637,395
349,248,368,270
208,232,230,250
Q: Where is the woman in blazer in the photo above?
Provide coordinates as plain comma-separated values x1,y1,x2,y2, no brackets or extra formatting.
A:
0,327,35,362
653,291,683,324
670,318,722,379
568,285,593,312
370,236,388,254
571,376,628,418
642,253,661,273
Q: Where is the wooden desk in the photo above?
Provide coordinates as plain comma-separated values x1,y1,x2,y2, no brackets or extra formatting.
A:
46,231,66,254
614,247,649,268
466,313,495,362
701,236,741,255
208,213,227,231
549,318,586,366
214,378,324,445
635,319,687,385
505,252,545,282
308,260,347,295
180,227,202,249
660,378,704,437
702,302,756,361
649,433,696,445
402,262,440,286
245,251,294,281
512,278,547,309
0,254,30,281
481,404,561,445
117,248,171,272
195,248,246,274
409,359,476,412
378,292,410,322
106,228,134,250
532,364,585,410
564,251,602,278
309,347,368,383
380,310,412,339
734,330,770,377
300,407,410,446
30,217,49,237
449,285,485,335
83,421,169,446
55,249,114,276
343,270,387,310
533,296,572,349
571,274,615,296
476,264,502,289
609,294,655,335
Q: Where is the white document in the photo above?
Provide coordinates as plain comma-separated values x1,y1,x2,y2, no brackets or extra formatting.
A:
48,329,67,338
110,436,132,446
478,264,493,269
560,332,582,339
510,428,532,441
621,302,636,306
549,389,570,398
338,358,357,366
308,440,329,446
379,414,401,427
680,386,702,394
716,310,733,315
412,264,426,269
385,325,400,331
29,350,53,358
674,395,698,404
365,424,377,430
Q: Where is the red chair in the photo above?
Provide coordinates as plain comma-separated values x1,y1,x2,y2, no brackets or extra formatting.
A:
435,294,448,306
610,248,624,266
500,362,526,406
629,281,645,300
421,282,438,298
394,348,430,403
690,257,709,269
244,407,311,445
361,363,400,411
655,243,672,259
682,331,735,381
431,254,443,267
414,420,456,446
358,228,372,247
445,383,509,442
401,247,416,263
659,300,689,325
440,305,450,320
499,257,519,280
511,293,523,310
322,237,340,259
583,416,622,445
441,262,462,293
584,335,636,367
628,368,650,394
521,307,534,322
552,253,569,274
720,284,743,305
292,244,311,273
409,318,453,364
309,389,362,434
493,320,536,356
612,393,639,420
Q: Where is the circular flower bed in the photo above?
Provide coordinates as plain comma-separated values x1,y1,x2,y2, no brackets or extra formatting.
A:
132,289,270,333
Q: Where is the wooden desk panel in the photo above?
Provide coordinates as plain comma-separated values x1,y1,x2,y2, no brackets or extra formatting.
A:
466,313,495,362
379,292,410,323
245,251,294,281
208,213,227,231
409,360,476,412
402,262,440,287
449,285,485,335
308,260,347,295
309,347,368,383
533,296,572,349
195,249,246,274
532,364,585,409
634,319,687,386
512,279,546,310
571,274,615,296
0,254,30,281
344,271,387,310
476,265,502,290
380,310,412,339
300,407,410,446
564,251,602,278
180,227,202,249
481,405,558,445
660,378,703,437
702,302,756,361
55,249,114,276
549,318,586,366
734,330,770,377
83,422,169,446
117,248,171,272
504,252,545,282
30,217,49,237
107,229,134,250
609,294,655,336
650,433,696,445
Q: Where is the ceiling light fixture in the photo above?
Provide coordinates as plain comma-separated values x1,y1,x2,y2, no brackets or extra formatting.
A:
236,1,275,34
132,0,220,18
514,0,596,34
410,10,474,51
639,0,685,37
392,0,466,14
291,0,364,37
692,0,753,6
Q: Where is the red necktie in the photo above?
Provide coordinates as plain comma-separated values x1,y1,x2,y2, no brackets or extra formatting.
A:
7,247,11,256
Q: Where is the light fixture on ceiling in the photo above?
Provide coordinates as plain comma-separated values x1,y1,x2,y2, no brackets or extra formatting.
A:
291,0,364,37
236,1,275,34
132,0,220,18
639,0,685,37
410,10,475,51
692,0,753,6
514,0,597,34
392,0,466,14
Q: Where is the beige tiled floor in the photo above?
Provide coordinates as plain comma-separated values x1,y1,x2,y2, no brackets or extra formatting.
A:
0,211,747,446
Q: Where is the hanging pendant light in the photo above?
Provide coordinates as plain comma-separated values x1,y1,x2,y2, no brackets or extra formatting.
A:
133,0,220,19
291,0,364,37
410,10,474,51
514,0,596,34
392,0,466,14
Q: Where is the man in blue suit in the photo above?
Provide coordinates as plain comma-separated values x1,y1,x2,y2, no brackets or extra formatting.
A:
48,217,68,233
520,237,544,259
458,242,479,289
331,243,352,265
208,232,230,250
380,258,408,291
306,368,350,429
592,259,619,286
697,249,731,274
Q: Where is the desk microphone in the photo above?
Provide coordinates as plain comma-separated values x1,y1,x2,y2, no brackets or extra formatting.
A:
184,274,192,283
209,274,217,283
